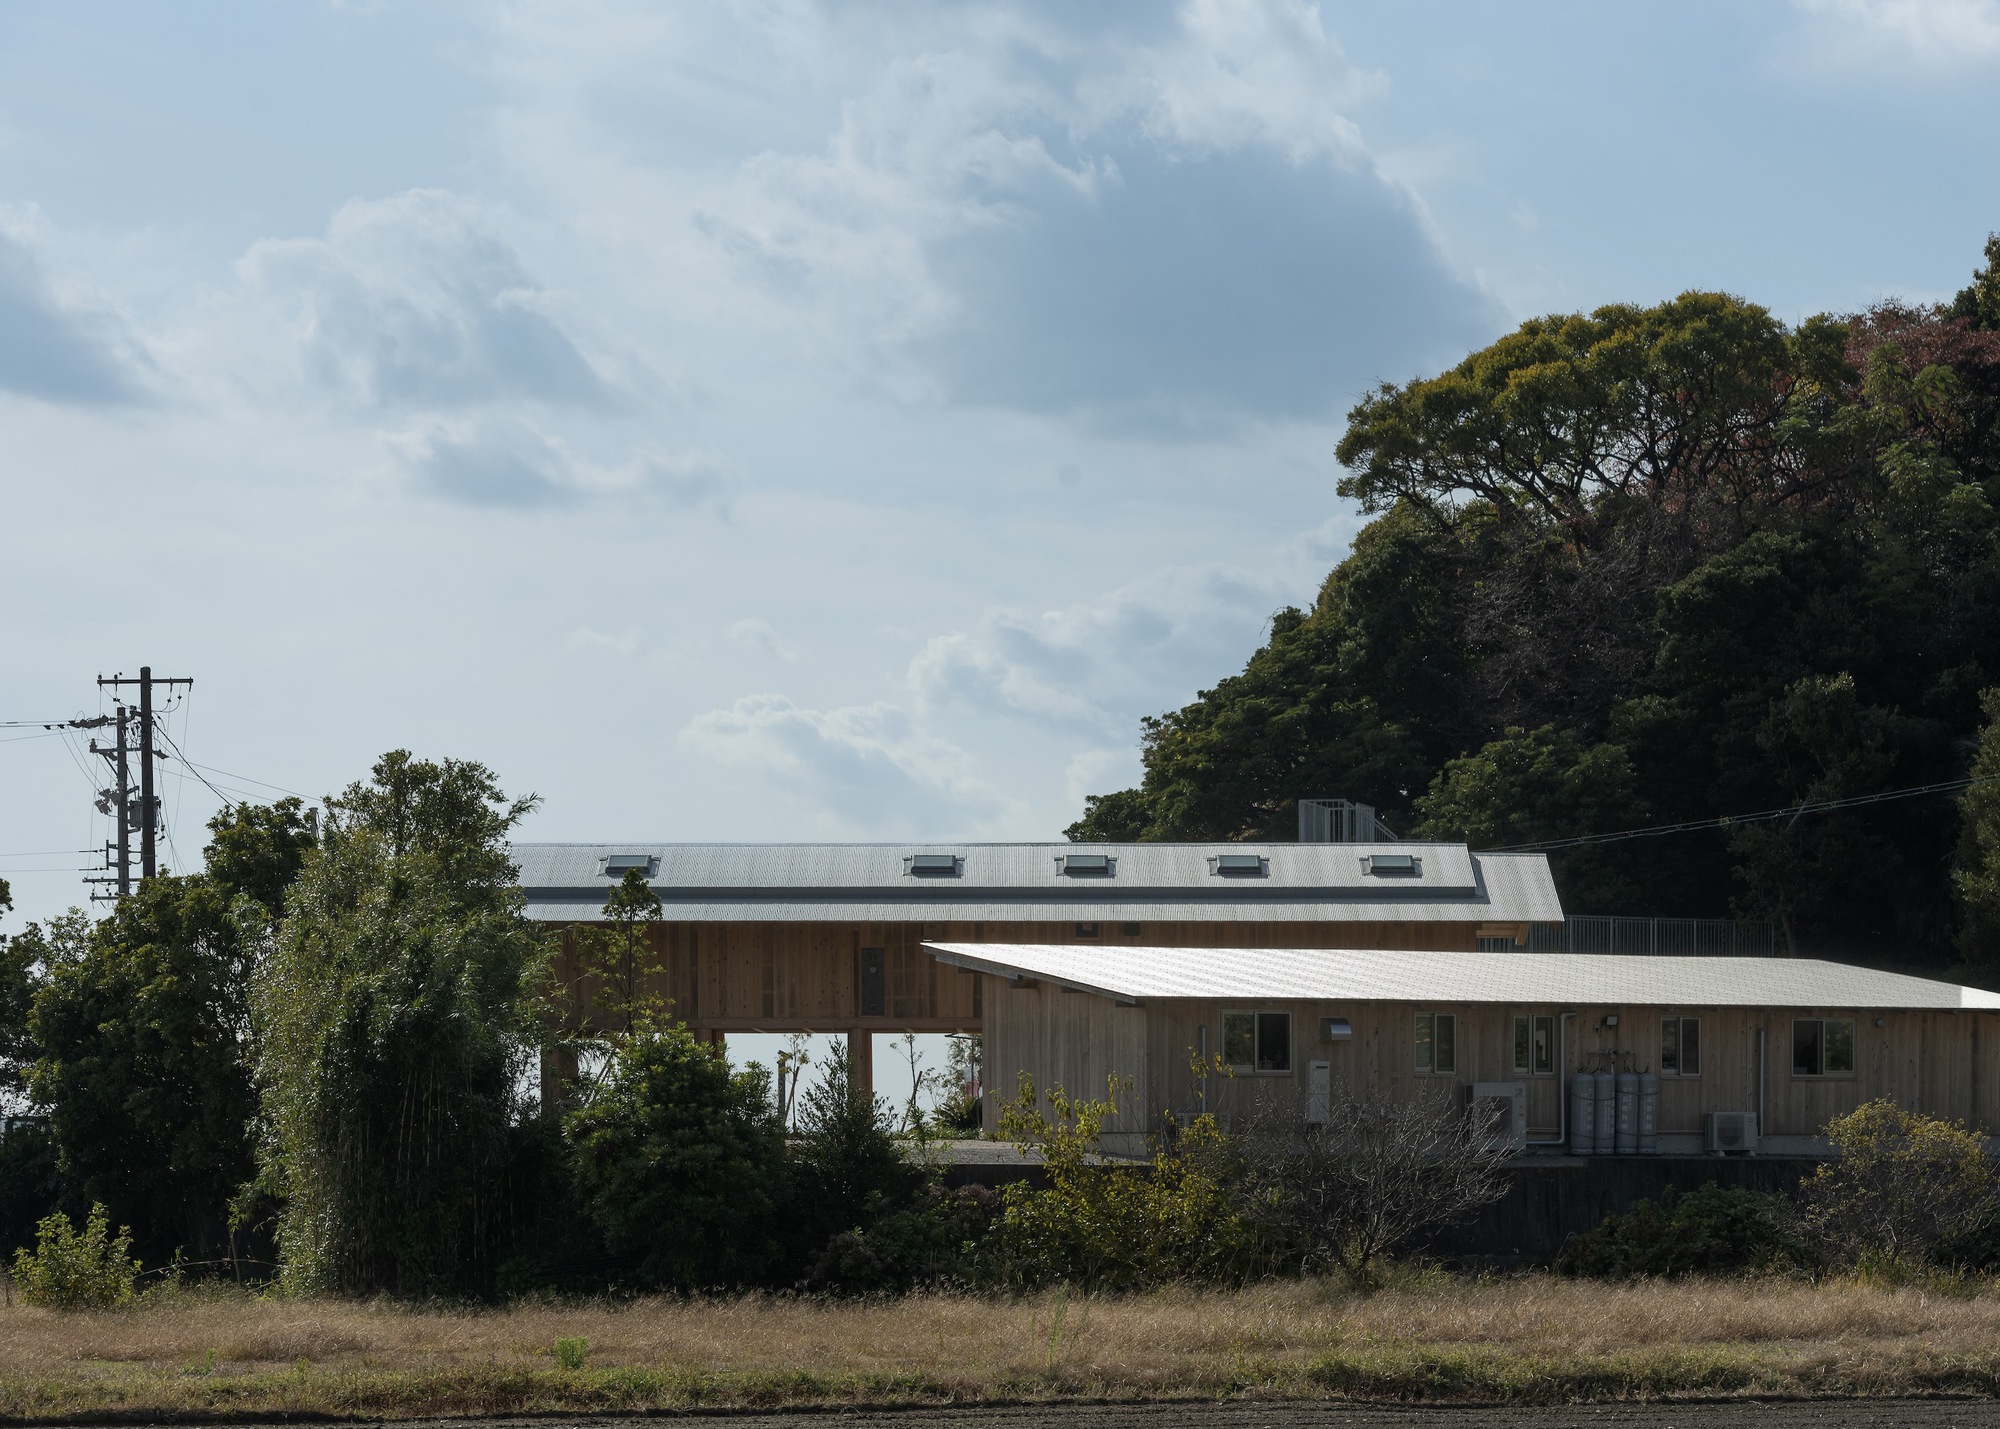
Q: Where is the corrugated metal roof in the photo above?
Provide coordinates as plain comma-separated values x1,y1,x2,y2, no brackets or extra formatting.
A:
509,842,1564,924
923,942,2000,1011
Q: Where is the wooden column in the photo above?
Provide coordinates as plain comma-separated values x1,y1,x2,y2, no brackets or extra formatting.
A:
849,1029,874,1095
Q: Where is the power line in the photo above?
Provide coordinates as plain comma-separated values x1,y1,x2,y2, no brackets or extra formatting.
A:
1487,774,1997,853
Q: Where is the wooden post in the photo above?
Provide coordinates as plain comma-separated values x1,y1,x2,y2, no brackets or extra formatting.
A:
540,1044,579,1114
849,1029,874,1095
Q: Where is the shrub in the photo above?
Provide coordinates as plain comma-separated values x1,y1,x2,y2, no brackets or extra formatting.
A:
10,1203,140,1308
990,1074,1264,1290
1797,1098,2000,1270
788,1038,924,1258
1557,1182,1792,1278
807,1182,1000,1293
566,1020,788,1289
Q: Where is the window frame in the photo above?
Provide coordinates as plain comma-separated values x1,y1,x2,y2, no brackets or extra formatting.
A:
1660,1015,1702,1077
1220,1009,1294,1075
1791,1017,1857,1078
1416,1011,1458,1076
1512,1013,1555,1076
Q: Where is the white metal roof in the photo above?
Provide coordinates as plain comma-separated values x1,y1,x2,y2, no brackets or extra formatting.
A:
510,842,1563,925
923,942,2000,1011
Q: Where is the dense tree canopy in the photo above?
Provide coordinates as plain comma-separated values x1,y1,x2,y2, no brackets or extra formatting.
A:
1072,240,2000,962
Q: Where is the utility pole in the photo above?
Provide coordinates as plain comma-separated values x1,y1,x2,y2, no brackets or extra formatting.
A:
86,706,134,899
95,667,192,882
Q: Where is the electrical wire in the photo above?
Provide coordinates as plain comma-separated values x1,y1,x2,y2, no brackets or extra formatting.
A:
1487,774,1999,853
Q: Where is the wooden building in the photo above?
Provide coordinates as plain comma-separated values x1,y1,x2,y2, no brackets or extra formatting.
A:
515,841,1563,1088
933,942,2000,1155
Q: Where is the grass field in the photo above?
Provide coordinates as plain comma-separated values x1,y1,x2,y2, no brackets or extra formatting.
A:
7,1274,2000,1420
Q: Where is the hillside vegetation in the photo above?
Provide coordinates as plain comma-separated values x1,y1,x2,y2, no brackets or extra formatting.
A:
1071,239,2000,964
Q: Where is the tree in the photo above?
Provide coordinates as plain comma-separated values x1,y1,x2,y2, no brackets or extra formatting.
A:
1796,1099,1999,1269
1950,233,2000,332
203,798,317,915
251,751,548,1295
564,1019,787,1289
1956,689,2000,967
553,868,666,1048
29,875,257,1266
1413,725,1643,914
788,1037,922,1251
1232,1086,1510,1286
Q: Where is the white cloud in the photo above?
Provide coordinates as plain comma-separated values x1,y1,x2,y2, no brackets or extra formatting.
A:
0,209,148,405
907,564,1287,731
237,189,623,410
679,693,1019,830
386,416,732,510
729,618,801,662
1790,0,2000,68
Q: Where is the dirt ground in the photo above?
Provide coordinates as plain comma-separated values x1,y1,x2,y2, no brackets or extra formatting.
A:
294,1405,2000,1429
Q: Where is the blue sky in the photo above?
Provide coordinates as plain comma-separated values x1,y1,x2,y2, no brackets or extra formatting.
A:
5,0,2000,937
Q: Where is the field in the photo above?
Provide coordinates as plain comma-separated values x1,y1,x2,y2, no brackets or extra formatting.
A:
8,1274,2000,1421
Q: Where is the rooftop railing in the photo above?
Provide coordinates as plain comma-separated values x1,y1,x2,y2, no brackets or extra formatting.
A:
1518,916,1778,957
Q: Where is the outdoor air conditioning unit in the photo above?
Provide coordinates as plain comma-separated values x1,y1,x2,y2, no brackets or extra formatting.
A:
1466,1082,1527,1152
1706,1111,1758,1154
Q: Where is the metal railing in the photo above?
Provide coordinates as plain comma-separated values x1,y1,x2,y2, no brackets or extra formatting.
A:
1523,916,1778,956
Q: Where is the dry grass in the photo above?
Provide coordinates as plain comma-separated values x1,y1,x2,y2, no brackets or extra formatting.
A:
6,1273,2000,1420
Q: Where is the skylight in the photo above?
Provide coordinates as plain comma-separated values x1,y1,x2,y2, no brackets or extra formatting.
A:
1363,853,1419,877
1059,852,1113,876
1212,853,1266,876
908,853,961,876
601,853,658,877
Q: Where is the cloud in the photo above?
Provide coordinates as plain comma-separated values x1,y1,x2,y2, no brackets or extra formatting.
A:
730,618,802,662
680,693,1017,830
388,416,732,509
239,189,621,409
491,0,1500,430
0,218,146,406
907,564,1286,732
1789,0,2000,68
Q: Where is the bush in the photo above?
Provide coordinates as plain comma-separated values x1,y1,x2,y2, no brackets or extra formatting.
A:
566,1020,789,1289
807,1182,999,1293
10,1203,140,1308
1558,1182,1792,1278
788,1038,924,1259
1797,1099,2000,1270
990,1074,1264,1290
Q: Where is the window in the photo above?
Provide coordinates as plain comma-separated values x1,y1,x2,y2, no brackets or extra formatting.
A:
1793,1018,1856,1077
1661,1016,1702,1076
1364,853,1419,877
1211,853,1266,876
1512,1014,1555,1075
907,853,960,876
1059,853,1113,876
1416,1012,1457,1075
1222,1010,1293,1073
1120,922,1143,937
1074,922,1100,939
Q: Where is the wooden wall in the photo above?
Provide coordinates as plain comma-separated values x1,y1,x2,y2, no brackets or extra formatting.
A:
980,988,2000,1144
546,917,1486,1036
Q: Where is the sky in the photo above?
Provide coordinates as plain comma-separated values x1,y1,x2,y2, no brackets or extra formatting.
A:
4,1,2000,957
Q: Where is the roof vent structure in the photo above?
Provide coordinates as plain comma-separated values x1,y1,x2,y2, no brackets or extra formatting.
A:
1057,852,1115,877
906,853,962,877
1210,852,1268,877
1362,853,1419,877
600,853,660,878
1299,799,1396,843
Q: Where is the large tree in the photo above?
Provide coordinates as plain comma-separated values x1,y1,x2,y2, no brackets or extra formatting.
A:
251,751,548,1295
1073,244,2000,958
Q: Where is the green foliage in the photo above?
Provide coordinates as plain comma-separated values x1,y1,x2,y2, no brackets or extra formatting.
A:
1955,689,2000,965
1413,724,1643,913
10,1203,140,1309
554,869,666,1048
1070,263,2000,954
0,1118,64,1266
788,1037,923,1251
1557,1183,1793,1278
28,873,258,1266
1950,233,2000,331
202,798,317,915
806,1182,1000,1293
991,1075,1263,1290
1797,1099,2000,1270
251,751,549,1296
552,1337,588,1371
564,1020,788,1290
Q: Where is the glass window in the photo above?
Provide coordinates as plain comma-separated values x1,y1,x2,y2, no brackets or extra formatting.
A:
1074,922,1100,938
1435,1013,1457,1074
1825,1019,1855,1074
1416,1012,1434,1073
1513,1015,1529,1073
1223,1011,1255,1070
1256,1012,1292,1072
1512,1014,1555,1075
1792,1018,1855,1076
1661,1016,1701,1076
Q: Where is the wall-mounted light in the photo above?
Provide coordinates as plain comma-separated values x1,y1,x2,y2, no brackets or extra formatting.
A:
1321,1017,1353,1041
1599,1015,1619,1029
